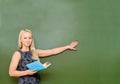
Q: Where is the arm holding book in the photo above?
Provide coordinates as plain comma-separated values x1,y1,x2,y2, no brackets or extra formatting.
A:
9,51,37,77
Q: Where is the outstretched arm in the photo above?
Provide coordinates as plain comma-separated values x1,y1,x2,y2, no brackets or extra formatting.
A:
36,41,78,57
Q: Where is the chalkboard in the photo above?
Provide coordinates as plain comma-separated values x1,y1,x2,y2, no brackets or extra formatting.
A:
0,0,120,84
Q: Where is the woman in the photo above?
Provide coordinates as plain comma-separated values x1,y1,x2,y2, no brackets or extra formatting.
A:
9,29,78,84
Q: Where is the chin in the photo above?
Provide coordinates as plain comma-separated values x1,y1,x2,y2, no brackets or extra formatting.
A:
26,44,31,47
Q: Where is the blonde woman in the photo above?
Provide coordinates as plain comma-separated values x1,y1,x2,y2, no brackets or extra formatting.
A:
9,29,78,84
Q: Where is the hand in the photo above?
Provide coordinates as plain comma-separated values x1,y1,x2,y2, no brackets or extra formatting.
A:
26,70,37,75
68,41,78,50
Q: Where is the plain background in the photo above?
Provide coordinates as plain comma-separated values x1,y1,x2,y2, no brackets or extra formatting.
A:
0,0,120,84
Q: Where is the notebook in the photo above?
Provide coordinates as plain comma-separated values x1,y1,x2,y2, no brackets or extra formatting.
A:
26,61,51,71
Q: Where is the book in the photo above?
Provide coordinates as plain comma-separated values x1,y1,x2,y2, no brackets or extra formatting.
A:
26,61,51,71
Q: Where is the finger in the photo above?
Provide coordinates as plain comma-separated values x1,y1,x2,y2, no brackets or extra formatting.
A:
33,69,37,72
34,71,37,73
32,70,37,73
73,42,78,47
70,48,77,50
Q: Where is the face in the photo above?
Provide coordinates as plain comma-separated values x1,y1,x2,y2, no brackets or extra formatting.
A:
20,32,32,48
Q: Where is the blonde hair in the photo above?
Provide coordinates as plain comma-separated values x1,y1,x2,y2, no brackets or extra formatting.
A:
18,29,39,60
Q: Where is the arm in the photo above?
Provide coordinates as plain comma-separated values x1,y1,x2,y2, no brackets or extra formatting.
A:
36,41,78,57
9,51,36,77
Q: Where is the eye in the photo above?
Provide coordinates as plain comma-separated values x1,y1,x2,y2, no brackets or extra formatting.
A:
29,37,32,39
24,37,27,39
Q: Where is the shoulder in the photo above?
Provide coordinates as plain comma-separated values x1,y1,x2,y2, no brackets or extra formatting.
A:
9,51,21,67
13,51,21,55
34,49,41,54
34,49,44,55
12,51,21,59
35,49,44,53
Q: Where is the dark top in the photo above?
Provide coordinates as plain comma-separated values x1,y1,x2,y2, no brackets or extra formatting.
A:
17,50,40,84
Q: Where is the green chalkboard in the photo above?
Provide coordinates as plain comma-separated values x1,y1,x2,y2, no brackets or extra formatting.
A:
0,0,120,84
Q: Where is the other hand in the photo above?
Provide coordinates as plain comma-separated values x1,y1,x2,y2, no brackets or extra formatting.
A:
68,41,78,50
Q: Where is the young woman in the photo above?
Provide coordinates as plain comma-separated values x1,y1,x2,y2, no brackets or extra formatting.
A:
9,29,78,84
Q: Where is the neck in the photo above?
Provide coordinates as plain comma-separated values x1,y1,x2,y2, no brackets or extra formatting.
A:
21,46,30,51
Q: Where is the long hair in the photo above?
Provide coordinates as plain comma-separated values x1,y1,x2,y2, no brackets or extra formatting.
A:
18,29,39,60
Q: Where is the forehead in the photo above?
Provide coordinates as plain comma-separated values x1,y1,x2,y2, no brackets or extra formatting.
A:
22,31,32,37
